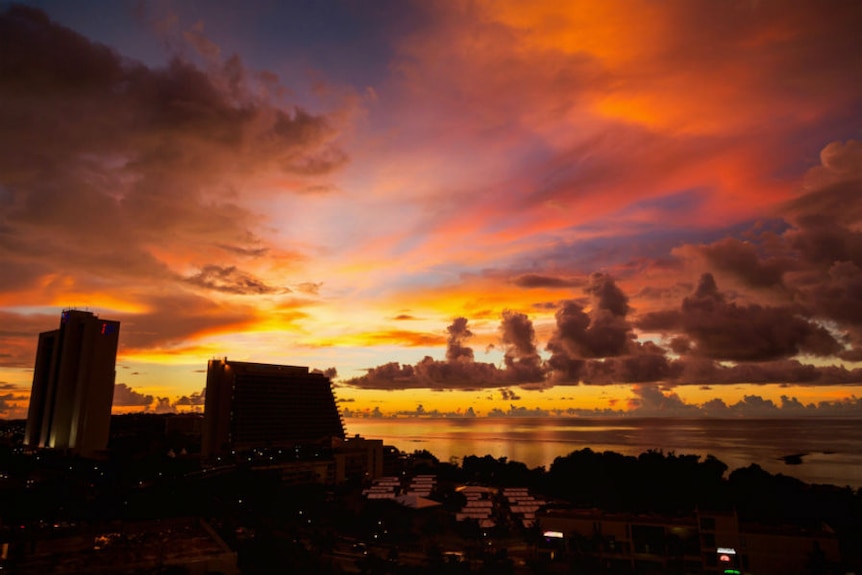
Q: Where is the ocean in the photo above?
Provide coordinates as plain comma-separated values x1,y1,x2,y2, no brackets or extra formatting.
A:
345,417,862,488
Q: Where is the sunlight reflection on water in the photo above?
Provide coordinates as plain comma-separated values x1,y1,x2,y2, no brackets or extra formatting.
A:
346,417,862,487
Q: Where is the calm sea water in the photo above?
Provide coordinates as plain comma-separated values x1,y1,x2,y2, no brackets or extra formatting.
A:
345,417,862,488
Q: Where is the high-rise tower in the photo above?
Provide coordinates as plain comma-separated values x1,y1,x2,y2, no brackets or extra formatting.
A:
203,358,345,458
25,310,120,455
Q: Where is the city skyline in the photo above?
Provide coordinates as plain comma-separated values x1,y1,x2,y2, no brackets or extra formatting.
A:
1,1,862,419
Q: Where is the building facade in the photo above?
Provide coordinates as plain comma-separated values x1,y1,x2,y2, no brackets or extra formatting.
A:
202,358,345,458
25,310,120,456
538,507,841,574
334,435,384,482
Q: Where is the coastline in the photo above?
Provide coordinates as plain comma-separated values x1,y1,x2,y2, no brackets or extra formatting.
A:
346,416,862,488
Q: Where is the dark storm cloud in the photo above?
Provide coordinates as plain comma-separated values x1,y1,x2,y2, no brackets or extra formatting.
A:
184,265,284,295
113,383,154,407
639,273,842,361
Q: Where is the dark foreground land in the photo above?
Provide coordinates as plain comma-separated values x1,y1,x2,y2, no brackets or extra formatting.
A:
0,417,861,574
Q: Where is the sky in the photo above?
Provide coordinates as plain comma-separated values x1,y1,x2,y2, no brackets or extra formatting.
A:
1,0,862,420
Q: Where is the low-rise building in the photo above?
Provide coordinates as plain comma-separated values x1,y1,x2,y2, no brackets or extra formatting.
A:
537,507,841,574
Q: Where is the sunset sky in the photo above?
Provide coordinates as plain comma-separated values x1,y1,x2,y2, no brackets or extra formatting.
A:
2,1,862,420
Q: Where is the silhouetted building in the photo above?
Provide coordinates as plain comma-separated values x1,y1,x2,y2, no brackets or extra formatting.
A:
202,358,345,457
334,435,384,482
537,507,841,574
24,310,119,456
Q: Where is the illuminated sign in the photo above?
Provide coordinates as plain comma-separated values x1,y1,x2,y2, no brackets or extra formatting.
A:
716,547,736,555
543,531,564,539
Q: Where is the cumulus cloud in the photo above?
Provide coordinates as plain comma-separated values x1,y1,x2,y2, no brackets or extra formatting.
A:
110,384,209,413
349,259,862,391
342,406,385,419
639,273,842,361
173,388,205,407
112,383,155,407
778,144,862,352
153,397,174,414
624,387,862,418
550,273,634,360
659,140,862,361
445,317,474,363
347,315,548,390
487,405,550,417
626,384,699,416
546,273,637,382
693,238,790,288
500,310,544,383
0,392,28,419
341,386,862,419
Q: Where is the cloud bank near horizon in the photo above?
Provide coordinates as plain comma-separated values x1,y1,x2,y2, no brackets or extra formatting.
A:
341,390,862,420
